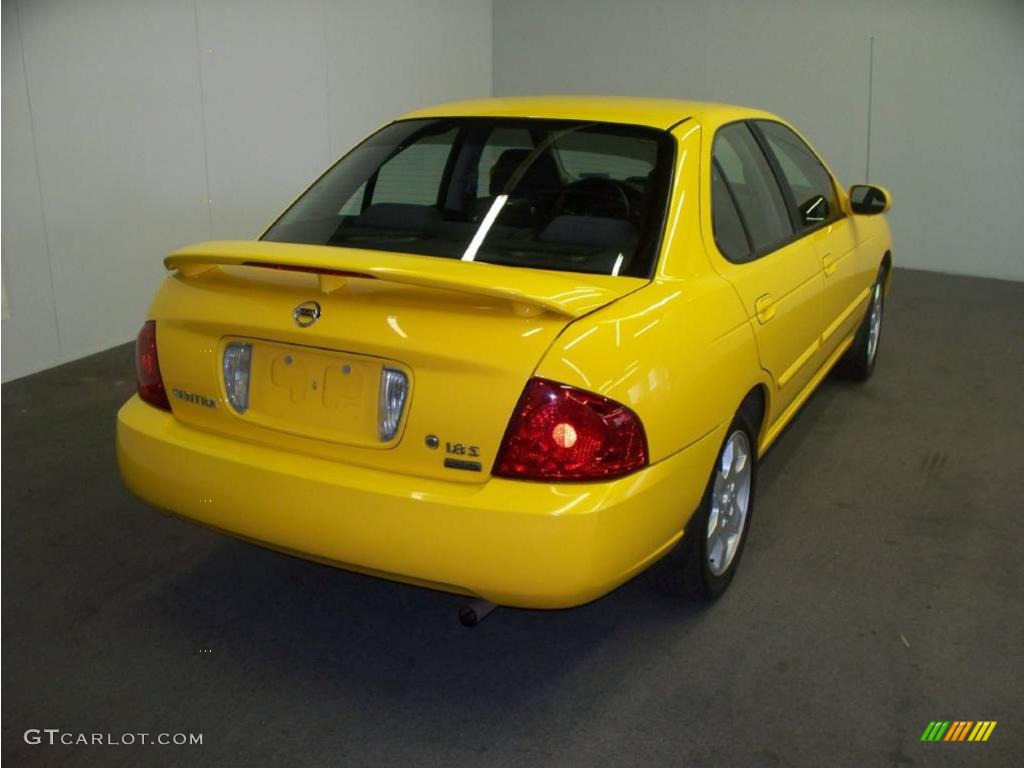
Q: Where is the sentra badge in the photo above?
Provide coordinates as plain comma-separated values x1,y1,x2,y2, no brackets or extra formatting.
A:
171,388,217,409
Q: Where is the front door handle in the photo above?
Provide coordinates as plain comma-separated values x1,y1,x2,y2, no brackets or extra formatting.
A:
754,294,776,324
822,252,839,276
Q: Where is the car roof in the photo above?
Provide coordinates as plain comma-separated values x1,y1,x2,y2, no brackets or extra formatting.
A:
397,96,776,131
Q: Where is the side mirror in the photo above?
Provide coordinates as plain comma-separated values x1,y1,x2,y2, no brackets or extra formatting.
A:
849,184,891,215
798,194,829,226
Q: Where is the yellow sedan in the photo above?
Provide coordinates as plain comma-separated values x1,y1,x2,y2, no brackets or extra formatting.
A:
116,97,892,612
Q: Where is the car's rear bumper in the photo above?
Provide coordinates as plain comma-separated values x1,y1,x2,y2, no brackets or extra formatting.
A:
116,395,721,608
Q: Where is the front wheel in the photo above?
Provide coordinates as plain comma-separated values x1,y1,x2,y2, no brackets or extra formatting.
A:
835,268,886,381
648,407,758,600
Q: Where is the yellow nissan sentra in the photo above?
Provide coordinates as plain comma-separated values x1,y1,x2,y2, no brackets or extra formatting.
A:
117,97,892,613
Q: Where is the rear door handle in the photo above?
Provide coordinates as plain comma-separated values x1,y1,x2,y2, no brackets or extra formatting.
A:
754,294,776,324
822,252,839,276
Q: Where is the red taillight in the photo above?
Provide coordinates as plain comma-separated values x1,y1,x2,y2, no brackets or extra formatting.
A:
135,321,171,411
493,378,648,481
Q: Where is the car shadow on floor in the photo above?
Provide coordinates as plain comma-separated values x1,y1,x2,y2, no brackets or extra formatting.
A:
131,371,849,713
135,526,708,706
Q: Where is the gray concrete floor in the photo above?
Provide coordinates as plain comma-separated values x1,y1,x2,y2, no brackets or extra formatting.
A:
3,268,1022,767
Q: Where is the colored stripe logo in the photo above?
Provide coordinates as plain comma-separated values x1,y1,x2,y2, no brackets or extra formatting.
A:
920,721,997,742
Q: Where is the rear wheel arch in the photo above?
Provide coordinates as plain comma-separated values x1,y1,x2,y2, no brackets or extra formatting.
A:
738,384,769,452
648,395,760,600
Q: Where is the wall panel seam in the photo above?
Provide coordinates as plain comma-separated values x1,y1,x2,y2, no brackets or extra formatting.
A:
192,0,214,239
13,0,63,354
322,0,333,158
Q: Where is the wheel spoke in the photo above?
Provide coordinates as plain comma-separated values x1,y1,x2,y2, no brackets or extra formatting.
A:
720,440,734,479
707,504,720,538
720,531,734,567
733,442,748,476
733,499,746,532
735,482,750,514
707,528,724,571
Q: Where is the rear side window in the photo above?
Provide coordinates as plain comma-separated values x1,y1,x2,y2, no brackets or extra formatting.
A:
712,124,792,254
755,120,838,229
711,163,751,262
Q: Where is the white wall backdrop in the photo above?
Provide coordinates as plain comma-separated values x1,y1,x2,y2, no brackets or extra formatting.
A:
1,0,492,381
4,0,1022,381
494,0,1024,282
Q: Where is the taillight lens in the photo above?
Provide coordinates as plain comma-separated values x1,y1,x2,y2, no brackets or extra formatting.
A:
135,321,171,411
493,378,648,481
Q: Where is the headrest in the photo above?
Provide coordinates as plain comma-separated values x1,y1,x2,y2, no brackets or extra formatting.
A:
489,148,562,196
539,215,636,248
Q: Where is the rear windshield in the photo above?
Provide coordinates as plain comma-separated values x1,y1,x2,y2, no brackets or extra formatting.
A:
262,118,674,278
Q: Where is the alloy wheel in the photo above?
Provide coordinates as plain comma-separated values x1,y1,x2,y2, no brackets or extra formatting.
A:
867,282,883,363
706,430,752,576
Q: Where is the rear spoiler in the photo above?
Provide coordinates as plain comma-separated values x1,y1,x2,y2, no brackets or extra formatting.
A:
164,241,644,319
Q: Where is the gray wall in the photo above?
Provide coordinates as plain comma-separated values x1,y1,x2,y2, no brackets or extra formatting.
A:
4,0,1022,381
495,0,1024,282
1,0,492,381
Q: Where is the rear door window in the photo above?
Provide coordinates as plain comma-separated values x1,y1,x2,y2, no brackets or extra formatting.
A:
712,123,793,255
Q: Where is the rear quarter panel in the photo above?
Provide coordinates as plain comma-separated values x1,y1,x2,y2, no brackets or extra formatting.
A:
535,274,761,463
534,119,767,464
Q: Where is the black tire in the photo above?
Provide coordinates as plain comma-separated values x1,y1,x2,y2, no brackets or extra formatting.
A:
834,267,886,381
648,402,759,601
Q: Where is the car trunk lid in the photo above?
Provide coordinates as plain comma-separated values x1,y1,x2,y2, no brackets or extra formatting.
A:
148,240,645,483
